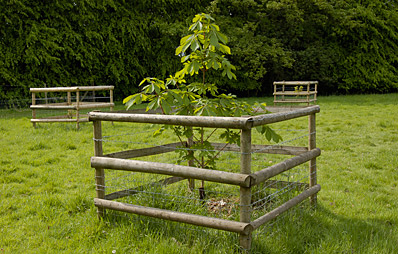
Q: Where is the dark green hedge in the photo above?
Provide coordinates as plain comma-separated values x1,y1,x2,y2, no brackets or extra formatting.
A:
209,0,398,95
1,0,397,107
0,0,210,106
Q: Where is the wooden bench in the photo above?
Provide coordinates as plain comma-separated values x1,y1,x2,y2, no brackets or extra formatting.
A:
273,81,318,106
30,86,114,129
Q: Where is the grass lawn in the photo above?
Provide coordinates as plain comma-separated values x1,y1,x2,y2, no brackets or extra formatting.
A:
0,93,397,253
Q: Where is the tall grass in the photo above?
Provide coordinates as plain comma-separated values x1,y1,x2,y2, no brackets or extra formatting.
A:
0,93,397,253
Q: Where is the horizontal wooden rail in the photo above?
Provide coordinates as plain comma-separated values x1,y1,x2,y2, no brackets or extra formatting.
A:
273,81,318,85
88,111,253,129
104,142,182,159
252,148,321,185
31,102,114,110
94,198,253,234
30,86,114,93
250,184,321,230
78,103,114,109
273,91,317,96
91,156,253,187
274,99,316,103
31,118,89,123
249,105,320,127
30,105,76,110
89,106,319,130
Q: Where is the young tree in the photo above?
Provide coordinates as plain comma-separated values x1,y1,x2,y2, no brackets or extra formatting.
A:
124,13,281,198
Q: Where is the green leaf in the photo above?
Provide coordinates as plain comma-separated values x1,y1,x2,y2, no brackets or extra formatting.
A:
265,127,272,141
194,106,205,116
181,35,194,53
211,24,220,31
209,33,219,48
226,69,232,79
125,96,136,110
181,55,190,63
175,45,183,56
134,94,142,104
217,32,228,44
192,60,201,73
190,39,199,52
147,99,157,111
256,125,264,134
162,99,172,114
139,79,147,86
180,34,191,45
153,126,167,137
219,44,231,54
123,95,134,104
187,62,194,75
192,14,201,23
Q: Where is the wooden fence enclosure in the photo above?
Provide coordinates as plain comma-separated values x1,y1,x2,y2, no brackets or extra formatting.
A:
273,81,318,106
89,105,321,251
30,86,114,129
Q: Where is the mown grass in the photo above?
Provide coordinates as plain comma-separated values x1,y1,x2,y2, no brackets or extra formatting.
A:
0,93,397,253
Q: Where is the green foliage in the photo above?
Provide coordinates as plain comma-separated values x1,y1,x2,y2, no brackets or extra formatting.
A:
0,0,211,106
208,0,398,94
1,0,398,106
124,13,281,179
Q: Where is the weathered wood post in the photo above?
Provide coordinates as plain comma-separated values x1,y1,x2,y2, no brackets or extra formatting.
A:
44,83,48,105
93,119,105,218
31,92,36,128
110,88,114,126
67,91,72,119
309,113,317,206
110,88,114,112
239,127,252,251
76,88,80,129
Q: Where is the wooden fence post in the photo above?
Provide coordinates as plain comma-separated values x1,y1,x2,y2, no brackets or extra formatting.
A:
110,88,114,125
76,89,80,129
239,128,252,252
309,113,317,206
93,120,105,218
32,92,36,128
110,88,114,112
67,91,72,119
